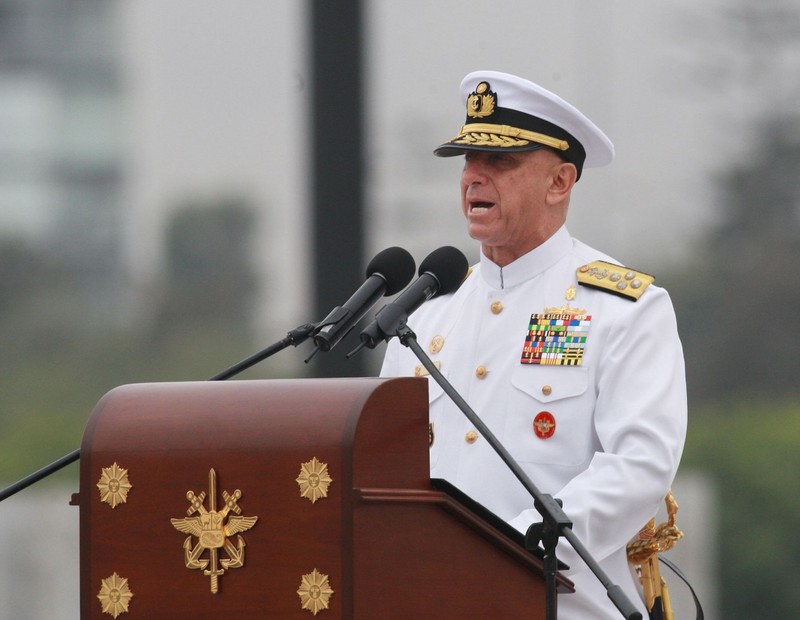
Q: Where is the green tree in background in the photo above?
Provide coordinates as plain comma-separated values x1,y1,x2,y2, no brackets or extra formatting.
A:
666,6,800,615
673,115,800,404
156,197,257,331
682,399,800,619
670,4,800,609
0,197,260,484
672,110,800,619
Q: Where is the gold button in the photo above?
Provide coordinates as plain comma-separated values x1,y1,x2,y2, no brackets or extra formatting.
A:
429,335,445,354
475,365,488,379
541,385,552,396
465,430,479,444
490,300,504,314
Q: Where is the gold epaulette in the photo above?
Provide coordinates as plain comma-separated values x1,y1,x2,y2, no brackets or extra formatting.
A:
576,260,654,301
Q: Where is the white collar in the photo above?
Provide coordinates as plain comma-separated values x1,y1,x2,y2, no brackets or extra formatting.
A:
479,226,572,289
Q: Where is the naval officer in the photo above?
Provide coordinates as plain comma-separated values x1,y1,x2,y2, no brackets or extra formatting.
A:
380,70,687,619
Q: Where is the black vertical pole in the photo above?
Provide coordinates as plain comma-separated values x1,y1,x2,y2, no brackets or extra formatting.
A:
309,0,366,377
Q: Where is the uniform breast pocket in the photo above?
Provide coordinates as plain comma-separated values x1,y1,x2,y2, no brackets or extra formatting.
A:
503,365,593,467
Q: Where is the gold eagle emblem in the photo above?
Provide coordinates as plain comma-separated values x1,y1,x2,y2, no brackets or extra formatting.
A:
170,468,258,593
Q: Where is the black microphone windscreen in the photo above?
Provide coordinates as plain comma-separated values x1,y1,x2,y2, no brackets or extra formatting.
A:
366,246,416,295
418,246,469,296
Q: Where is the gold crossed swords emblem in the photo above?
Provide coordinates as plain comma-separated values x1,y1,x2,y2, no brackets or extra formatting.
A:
171,468,258,593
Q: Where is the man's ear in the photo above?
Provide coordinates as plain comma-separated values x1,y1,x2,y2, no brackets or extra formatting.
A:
547,162,577,204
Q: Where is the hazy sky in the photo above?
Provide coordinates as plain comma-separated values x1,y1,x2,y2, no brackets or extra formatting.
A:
118,0,740,340
367,1,732,267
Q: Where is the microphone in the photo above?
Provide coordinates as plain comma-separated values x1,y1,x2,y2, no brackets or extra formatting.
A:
312,246,415,352
356,246,468,350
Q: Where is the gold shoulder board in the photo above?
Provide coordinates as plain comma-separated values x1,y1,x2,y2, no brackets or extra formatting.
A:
576,260,655,301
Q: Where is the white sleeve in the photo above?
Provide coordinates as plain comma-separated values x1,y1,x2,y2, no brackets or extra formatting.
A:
508,288,687,573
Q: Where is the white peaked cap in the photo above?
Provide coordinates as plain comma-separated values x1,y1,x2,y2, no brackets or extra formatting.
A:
435,70,615,179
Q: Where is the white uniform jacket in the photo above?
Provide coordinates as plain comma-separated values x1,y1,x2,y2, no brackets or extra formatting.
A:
380,226,687,619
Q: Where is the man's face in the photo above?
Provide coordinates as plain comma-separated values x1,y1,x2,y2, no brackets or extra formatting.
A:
460,149,568,266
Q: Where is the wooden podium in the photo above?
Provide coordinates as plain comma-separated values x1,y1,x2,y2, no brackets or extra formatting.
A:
73,377,570,618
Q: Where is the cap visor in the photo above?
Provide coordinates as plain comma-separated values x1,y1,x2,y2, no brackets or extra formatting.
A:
433,141,543,158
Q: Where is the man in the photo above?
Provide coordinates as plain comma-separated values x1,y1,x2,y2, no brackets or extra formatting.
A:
380,70,687,618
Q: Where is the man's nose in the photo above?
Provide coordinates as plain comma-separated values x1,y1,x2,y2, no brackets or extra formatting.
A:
462,158,488,184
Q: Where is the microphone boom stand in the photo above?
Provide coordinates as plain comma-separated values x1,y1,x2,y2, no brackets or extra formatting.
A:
0,322,318,503
394,322,642,620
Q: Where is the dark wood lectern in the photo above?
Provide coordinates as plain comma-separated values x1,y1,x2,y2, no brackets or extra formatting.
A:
73,377,570,618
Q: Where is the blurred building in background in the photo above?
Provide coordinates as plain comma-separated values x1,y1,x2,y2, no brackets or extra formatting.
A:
15,0,800,617
0,0,123,320
1,1,728,344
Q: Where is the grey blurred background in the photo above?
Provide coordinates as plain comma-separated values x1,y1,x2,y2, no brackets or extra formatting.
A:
2,1,799,618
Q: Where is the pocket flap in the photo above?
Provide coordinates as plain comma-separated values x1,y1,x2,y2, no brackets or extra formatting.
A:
511,365,589,403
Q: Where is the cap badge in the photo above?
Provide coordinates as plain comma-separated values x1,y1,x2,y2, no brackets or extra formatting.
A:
533,411,556,439
466,81,496,119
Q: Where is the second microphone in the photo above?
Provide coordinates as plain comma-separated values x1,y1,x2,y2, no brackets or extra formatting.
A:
358,246,469,350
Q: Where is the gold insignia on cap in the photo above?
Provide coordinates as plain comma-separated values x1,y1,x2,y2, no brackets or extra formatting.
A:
577,260,654,301
453,123,570,152
466,81,496,118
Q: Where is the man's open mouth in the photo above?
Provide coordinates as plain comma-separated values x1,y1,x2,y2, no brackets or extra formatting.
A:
470,201,495,213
